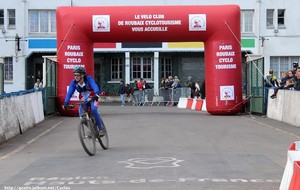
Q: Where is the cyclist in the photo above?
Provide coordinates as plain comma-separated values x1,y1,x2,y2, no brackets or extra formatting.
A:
62,66,104,137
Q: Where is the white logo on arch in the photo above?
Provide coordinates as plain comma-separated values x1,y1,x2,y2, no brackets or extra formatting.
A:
220,85,235,100
93,15,110,32
189,14,206,31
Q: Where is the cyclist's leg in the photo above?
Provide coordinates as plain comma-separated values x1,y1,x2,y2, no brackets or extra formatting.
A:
90,101,103,131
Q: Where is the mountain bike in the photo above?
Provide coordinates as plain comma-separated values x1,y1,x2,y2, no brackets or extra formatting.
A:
69,100,109,156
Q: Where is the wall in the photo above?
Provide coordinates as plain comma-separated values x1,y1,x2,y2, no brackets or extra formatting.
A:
267,89,300,127
0,91,44,144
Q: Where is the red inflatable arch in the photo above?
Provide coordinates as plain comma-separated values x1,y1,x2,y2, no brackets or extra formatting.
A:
56,5,242,115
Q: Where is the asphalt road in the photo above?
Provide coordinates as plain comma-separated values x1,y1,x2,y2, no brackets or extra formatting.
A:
1,104,300,190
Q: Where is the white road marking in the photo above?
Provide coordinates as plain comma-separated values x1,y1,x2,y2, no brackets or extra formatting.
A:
0,120,64,161
23,176,281,186
119,157,184,169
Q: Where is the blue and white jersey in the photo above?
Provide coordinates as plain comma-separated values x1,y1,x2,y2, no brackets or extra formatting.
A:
64,75,100,104
77,82,91,101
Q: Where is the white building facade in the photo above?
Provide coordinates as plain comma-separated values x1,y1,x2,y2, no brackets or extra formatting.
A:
0,0,300,94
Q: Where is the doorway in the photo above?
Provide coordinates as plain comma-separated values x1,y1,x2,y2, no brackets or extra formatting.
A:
26,53,55,89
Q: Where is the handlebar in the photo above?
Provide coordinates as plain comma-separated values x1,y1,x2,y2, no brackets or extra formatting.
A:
62,94,100,110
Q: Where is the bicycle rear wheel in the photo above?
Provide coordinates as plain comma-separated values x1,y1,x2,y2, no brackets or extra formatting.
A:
98,119,109,150
78,119,96,156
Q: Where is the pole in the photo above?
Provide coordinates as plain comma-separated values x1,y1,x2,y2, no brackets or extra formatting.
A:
0,58,4,94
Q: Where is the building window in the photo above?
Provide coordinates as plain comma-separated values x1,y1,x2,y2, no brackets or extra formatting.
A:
4,57,13,81
29,10,56,33
131,57,153,80
266,9,285,29
132,57,141,79
50,11,56,32
0,10,4,27
111,57,123,80
277,9,285,28
266,9,274,28
241,10,254,33
270,56,300,78
160,57,172,79
8,9,15,28
142,57,152,79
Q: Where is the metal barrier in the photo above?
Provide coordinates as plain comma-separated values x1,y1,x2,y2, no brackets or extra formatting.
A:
132,90,154,106
132,88,191,106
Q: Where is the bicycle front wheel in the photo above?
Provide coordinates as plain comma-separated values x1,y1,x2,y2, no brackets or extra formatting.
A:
98,119,109,150
78,119,96,156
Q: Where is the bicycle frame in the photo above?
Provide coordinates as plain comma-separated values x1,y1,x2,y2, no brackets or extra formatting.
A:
77,101,99,136
67,98,109,155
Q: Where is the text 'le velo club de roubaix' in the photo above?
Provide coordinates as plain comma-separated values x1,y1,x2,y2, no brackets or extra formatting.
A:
117,14,181,32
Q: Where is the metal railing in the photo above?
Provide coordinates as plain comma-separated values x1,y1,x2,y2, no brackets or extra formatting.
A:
132,87,191,106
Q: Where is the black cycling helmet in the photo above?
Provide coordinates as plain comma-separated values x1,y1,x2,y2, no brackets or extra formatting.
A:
73,66,86,74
